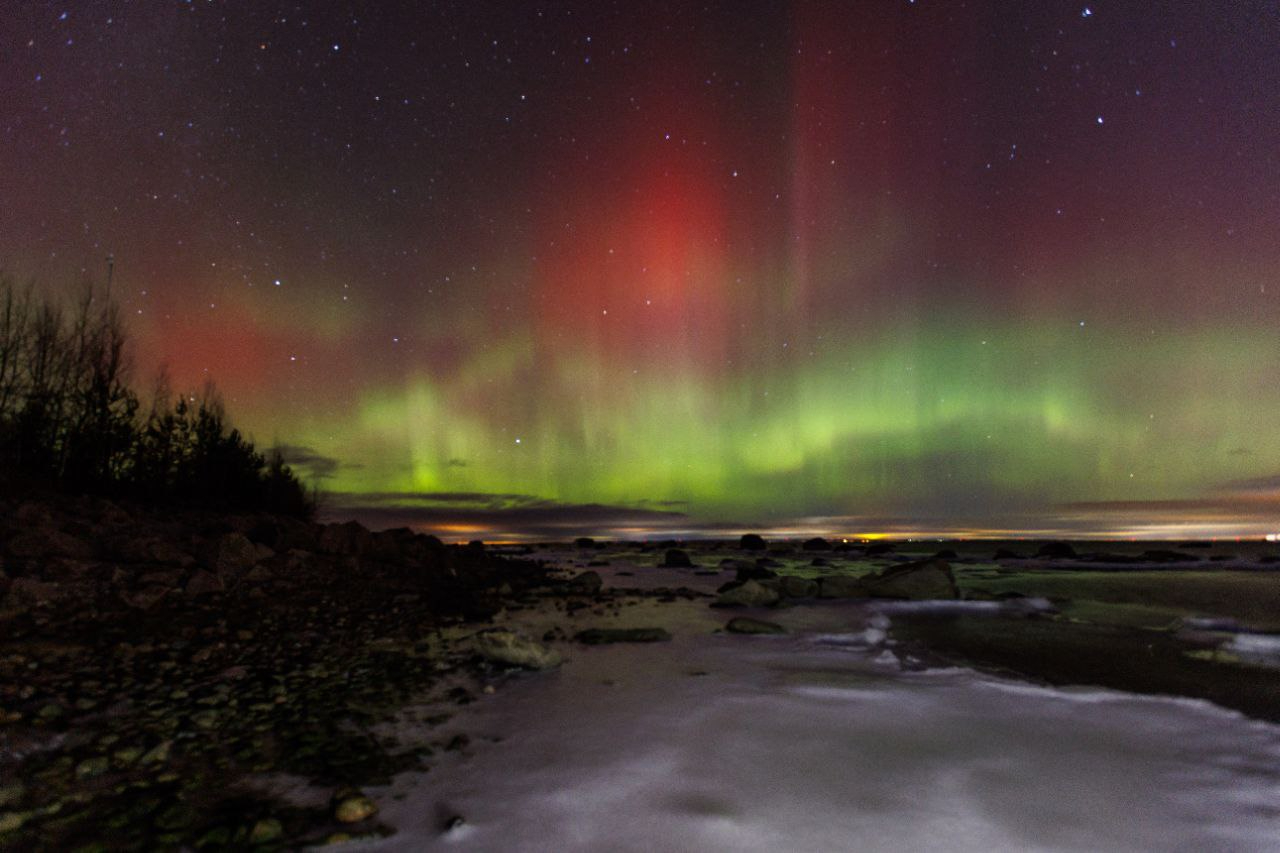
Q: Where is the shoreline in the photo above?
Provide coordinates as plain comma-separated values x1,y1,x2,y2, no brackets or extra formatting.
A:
3,502,1280,848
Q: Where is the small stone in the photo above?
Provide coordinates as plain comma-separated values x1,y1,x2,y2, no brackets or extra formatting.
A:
249,817,283,844
112,747,143,767
140,740,172,765
0,784,25,809
473,629,561,670
75,756,110,779
333,791,378,824
190,710,220,729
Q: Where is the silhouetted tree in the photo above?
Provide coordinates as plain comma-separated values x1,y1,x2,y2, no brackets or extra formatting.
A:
0,273,315,519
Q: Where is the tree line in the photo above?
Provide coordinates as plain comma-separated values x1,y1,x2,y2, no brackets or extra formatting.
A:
0,275,314,519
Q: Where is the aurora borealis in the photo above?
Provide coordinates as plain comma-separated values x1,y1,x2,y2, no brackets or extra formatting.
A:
3,2,1279,539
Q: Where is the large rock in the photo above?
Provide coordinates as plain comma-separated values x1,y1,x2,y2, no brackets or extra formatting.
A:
6,529,93,561
200,532,268,579
661,549,694,568
318,521,372,556
801,537,830,551
714,579,780,608
861,558,959,600
568,570,603,593
473,629,561,669
817,575,867,598
739,534,767,552
184,569,224,597
1036,541,1077,559
779,576,819,598
735,564,778,582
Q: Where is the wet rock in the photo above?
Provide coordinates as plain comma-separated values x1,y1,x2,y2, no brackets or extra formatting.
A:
574,627,672,644
332,788,378,824
817,575,867,598
1036,541,1077,559
801,537,830,551
779,576,819,598
726,617,787,635
661,549,694,568
714,579,780,608
473,629,562,669
738,534,767,552
861,558,959,600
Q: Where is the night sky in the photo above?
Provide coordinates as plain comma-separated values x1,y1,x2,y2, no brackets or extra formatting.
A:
4,2,1280,539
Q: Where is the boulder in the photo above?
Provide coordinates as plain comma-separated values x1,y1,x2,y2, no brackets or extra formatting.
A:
568,570,603,593
472,629,561,669
318,521,372,556
200,532,266,579
779,576,819,598
817,575,867,598
993,548,1023,560
865,542,895,556
714,579,780,608
1036,541,1077,559
801,537,830,551
861,558,959,600
726,617,786,635
184,569,224,597
661,549,694,568
574,627,671,644
739,534,767,551
933,549,959,560
6,529,93,561
573,537,597,549
735,564,778,582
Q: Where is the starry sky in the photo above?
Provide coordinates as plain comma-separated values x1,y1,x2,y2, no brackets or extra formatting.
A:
4,1,1280,540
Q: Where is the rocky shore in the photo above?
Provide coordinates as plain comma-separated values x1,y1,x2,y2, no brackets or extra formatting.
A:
5,511,1280,849
0,497,634,850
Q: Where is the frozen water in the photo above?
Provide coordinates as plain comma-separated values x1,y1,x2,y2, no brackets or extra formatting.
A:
353,564,1280,852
